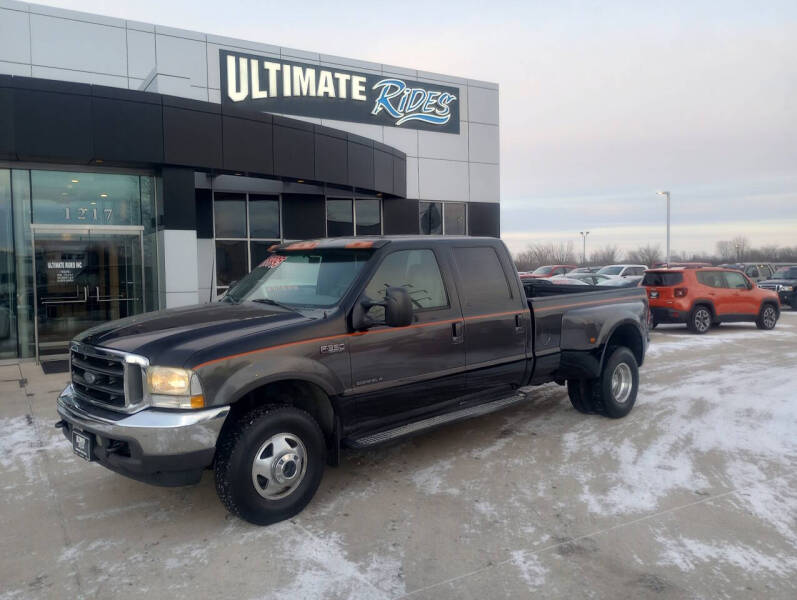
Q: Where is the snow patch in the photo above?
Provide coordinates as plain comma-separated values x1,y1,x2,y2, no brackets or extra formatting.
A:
510,550,547,587
410,457,459,496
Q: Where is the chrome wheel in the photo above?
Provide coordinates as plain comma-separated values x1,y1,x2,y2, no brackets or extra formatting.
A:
610,362,633,404
251,433,307,500
762,306,777,329
694,308,711,333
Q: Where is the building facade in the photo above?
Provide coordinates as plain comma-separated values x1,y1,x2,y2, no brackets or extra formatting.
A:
0,0,500,361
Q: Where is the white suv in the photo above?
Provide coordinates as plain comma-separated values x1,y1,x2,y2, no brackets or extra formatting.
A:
596,264,648,279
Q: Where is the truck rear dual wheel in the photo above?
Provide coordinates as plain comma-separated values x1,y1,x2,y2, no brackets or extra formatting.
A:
214,405,326,526
567,347,639,419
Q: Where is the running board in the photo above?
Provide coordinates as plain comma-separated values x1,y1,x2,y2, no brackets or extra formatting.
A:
345,393,527,449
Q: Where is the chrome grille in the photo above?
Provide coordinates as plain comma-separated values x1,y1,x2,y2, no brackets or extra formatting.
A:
71,345,126,408
758,283,779,291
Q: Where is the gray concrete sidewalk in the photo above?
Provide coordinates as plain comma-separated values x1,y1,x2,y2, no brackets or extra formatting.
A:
1,313,796,599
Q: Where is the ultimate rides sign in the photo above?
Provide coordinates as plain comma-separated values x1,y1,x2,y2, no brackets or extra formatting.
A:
220,50,460,134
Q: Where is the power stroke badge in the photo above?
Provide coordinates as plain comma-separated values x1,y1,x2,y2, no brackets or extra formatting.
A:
220,50,460,134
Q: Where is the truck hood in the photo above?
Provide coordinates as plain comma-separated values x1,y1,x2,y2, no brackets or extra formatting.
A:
760,279,797,285
74,302,311,365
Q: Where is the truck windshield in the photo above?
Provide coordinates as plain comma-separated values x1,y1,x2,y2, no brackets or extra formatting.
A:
223,250,372,308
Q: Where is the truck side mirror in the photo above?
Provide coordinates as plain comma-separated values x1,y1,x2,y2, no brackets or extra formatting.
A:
383,287,413,328
352,286,413,330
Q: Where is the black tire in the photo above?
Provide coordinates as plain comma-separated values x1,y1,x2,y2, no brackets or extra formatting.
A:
687,305,712,334
567,379,597,414
591,347,639,419
711,321,721,328
214,405,326,526
755,303,779,330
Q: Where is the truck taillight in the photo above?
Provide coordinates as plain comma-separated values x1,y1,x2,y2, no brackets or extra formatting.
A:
674,287,687,297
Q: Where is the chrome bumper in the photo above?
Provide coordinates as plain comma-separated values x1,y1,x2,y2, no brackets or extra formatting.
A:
57,384,229,456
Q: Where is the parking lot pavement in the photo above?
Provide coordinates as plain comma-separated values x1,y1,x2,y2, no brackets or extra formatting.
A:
1,312,796,599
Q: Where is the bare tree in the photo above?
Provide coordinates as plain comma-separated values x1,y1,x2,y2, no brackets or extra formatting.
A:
731,235,749,261
589,244,620,266
626,244,662,267
514,241,576,271
716,240,735,261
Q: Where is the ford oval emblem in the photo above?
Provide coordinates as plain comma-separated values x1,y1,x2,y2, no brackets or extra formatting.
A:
84,371,96,385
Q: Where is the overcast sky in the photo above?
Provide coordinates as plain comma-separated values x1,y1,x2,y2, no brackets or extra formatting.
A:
46,0,797,256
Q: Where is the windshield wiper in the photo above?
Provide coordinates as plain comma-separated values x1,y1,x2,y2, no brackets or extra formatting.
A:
251,298,296,311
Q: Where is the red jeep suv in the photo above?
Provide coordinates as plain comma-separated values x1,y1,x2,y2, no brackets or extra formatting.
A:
643,267,780,333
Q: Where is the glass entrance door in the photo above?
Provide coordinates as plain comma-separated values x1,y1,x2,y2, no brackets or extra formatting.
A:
33,227,144,359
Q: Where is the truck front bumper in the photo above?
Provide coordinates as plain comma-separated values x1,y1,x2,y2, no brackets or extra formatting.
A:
57,384,230,486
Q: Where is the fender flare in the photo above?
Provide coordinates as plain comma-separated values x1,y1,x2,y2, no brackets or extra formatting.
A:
598,318,647,368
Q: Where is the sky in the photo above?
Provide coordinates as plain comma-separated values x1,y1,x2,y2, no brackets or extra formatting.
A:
44,0,797,257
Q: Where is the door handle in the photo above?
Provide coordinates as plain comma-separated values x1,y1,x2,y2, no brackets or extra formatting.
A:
515,313,525,334
452,321,464,344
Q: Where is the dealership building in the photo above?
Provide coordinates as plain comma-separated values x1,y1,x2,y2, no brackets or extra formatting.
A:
0,0,500,362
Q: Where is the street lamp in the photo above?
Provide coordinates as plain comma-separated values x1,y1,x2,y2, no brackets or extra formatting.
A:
579,231,590,265
657,191,670,266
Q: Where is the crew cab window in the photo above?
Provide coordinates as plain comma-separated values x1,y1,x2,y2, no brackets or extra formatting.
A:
746,266,759,277
452,246,513,311
723,271,749,289
363,250,448,318
696,272,724,288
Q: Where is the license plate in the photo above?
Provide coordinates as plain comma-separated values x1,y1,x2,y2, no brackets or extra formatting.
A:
649,290,659,299
72,430,93,462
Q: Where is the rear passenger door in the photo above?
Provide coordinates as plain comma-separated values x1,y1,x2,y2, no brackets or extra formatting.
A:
348,248,466,428
450,245,528,398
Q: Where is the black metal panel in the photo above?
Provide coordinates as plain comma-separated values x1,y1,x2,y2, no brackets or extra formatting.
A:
14,88,93,162
274,122,315,180
348,140,374,190
467,202,500,237
161,167,197,230
315,133,348,186
383,198,420,234
222,115,274,175
0,88,13,160
163,103,222,170
91,96,164,164
393,156,406,198
373,149,394,196
195,187,213,239
282,193,325,239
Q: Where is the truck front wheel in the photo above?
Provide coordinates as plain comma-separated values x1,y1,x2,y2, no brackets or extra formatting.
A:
214,405,326,525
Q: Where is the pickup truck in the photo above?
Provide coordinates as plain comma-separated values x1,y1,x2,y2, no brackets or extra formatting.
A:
56,237,649,525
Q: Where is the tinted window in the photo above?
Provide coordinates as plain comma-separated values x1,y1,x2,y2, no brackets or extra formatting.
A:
364,250,448,320
774,267,797,279
249,195,280,238
326,199,353,237
642,272,684,286
444,202,466,235
420,202,442,234
452,246,513,311
724,271,749,289
215,240,248,286
355,199,381,235
214,192,246,238
696,271,724,288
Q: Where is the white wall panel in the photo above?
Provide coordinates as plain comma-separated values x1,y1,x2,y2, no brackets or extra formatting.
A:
418,159,469,202
127,29,155,79
0,7,30,64
30,14,126,75
31,65,127,87
467,85,499,125
0,59,31,76
469,163,500,203
468,123,500,164
419,122,468,161
155,33,207,86
383,127,418,158
161,229,199,294
405,156,419,199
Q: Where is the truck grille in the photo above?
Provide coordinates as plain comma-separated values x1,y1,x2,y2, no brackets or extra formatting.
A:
71,345,127,408
758,283,779,291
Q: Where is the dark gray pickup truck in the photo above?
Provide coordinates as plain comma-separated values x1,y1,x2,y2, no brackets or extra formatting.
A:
56,236,649,525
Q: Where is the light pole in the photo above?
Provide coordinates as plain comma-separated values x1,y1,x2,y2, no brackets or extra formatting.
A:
579,231,590,265
657,191,670,266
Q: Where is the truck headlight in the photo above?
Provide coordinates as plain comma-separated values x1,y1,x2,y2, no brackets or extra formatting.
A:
147,367,204,409
781,285,794,292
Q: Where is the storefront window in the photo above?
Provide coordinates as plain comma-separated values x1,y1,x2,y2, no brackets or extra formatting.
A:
12,170,34,358
355,199,381,235
327,199,353,237
30,170,142,226
214,193,247,238
249,195,280,238
0,171,17,359
444,202,467,235
420,201,443,234
216,240,248,296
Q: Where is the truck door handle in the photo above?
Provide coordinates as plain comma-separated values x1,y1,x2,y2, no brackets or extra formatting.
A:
452,321,464,344
514,314,525,334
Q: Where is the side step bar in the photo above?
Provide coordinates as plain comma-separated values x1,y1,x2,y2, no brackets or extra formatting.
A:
344,393,527,449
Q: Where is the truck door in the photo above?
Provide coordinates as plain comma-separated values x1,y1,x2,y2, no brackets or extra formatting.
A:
450,245,528,398
348,248,466,429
